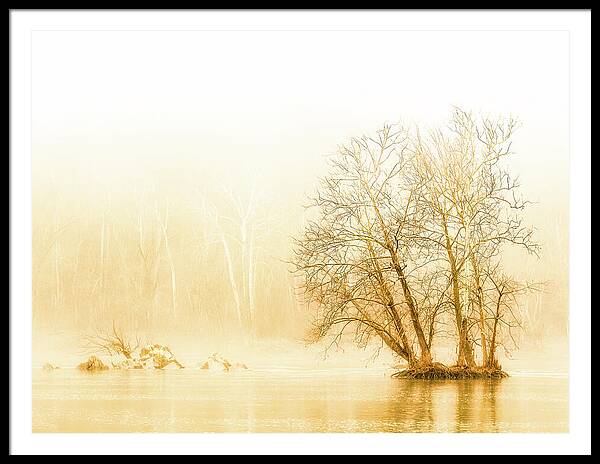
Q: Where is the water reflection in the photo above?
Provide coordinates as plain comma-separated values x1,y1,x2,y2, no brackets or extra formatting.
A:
452,380,501,432
482,380,499,432
455,381,474,432
32,369,567,433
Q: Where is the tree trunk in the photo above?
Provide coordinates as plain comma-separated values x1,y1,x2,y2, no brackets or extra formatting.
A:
246,227,256,329
221,234,242,327
363,187,432,365
487,291,503,369
53,212,61,323
160,222,177,320
396,270,432,365
350,298,415,366
470,255,488,367
364,242,418,364
99,210,107,324
461,317,475,367
443,219,475,367
378,324,415,365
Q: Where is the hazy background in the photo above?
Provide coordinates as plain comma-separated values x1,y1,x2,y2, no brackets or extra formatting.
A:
32,30,569,368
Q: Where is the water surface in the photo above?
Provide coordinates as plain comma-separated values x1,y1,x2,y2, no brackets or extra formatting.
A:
32,368,568,432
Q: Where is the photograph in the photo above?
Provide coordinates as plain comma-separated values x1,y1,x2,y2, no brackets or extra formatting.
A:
9,9,591,455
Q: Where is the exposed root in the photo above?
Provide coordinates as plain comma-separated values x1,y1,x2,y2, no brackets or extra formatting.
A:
392,362,508,380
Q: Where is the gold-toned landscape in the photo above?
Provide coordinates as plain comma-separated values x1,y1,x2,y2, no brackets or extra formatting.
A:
31,29,569,434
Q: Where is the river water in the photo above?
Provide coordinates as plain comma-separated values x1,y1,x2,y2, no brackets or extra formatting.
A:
32,367,568,432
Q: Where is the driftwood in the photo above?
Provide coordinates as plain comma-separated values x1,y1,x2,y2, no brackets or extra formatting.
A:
139,344,184,369
110,344,184,370
200,353,247,372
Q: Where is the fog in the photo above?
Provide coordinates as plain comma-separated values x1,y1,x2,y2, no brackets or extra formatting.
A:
32,29,569,369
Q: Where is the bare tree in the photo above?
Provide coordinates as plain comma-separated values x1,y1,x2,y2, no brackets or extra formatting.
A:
407,108,539,367
294,110,540,372
83,321,142,360
195,185,264,333
293,124,434,367
155,198,177,320
134,186,162,328
480,268,539,368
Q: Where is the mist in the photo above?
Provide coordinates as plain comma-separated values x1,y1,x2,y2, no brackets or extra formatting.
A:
32,29,568,371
